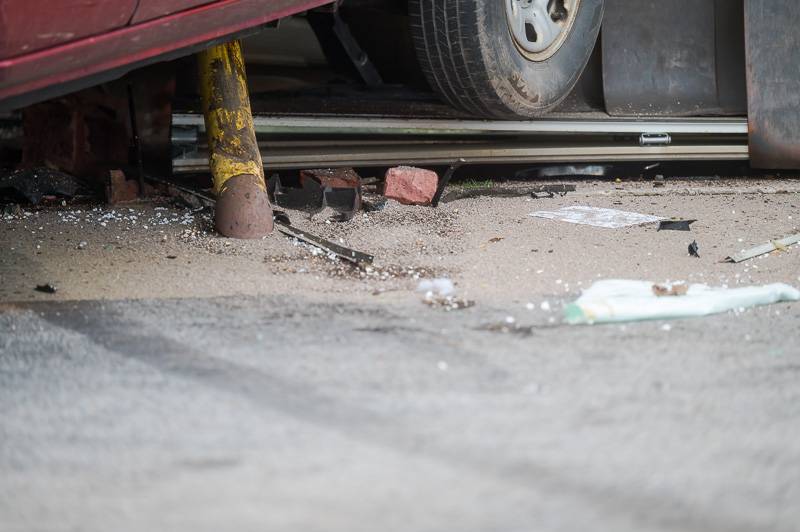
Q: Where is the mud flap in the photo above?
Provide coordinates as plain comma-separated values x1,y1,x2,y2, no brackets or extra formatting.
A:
602,0,746,117
745,0,800,169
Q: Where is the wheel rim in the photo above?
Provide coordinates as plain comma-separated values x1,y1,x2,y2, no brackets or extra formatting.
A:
505,0,580,60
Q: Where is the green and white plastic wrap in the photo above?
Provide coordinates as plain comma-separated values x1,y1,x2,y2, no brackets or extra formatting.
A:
564,280,800,324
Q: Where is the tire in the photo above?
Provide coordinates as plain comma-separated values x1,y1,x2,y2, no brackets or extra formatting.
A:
409,0,604,119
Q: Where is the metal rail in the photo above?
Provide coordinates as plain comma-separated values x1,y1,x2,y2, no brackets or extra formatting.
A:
172,113,749,136
171,113,750,172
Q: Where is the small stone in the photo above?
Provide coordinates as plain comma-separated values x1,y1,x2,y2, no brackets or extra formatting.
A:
77,241,87,250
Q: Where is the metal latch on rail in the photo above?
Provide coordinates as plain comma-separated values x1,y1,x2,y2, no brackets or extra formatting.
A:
639,133,672,146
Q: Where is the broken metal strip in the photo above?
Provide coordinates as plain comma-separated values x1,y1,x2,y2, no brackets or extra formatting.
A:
173,113,749,136
173,143,750,172
657,219,696,231
725,233,800,263
275,221,373,265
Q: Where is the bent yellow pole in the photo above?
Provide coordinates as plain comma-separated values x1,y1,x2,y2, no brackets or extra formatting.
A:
198,40,272,238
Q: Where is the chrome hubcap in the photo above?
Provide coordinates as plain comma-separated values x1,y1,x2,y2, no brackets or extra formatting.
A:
505,0,577,59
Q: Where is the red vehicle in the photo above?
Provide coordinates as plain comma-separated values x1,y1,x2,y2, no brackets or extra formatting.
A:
0,0,333,109
1,0,799,170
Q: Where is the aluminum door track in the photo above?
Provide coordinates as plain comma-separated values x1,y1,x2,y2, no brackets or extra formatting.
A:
171,113,749,172
172,113,749,136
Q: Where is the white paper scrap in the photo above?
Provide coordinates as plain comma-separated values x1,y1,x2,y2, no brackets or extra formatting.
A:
531,206,663,228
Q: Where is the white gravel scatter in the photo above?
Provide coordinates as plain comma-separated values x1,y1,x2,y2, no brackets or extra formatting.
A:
53,206,199,229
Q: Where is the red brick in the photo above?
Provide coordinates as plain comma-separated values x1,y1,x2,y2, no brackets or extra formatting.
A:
383,166,438,206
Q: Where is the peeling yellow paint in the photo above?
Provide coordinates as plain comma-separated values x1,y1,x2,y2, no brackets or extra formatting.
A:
198,40,266,195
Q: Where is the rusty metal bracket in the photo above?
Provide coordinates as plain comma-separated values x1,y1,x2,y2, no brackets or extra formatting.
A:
431,158,465,207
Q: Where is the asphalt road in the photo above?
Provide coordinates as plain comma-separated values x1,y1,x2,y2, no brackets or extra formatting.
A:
1,293,799,532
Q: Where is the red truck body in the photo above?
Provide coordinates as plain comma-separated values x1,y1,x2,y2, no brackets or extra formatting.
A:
0,0,332,109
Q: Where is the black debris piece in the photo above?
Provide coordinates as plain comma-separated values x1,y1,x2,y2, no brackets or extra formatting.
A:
34,283,57,294
1,167,80,204
688,240,700,258
273,210,291,225
274,175,324,210
362,196,388,212
658,219,696,231
322,187,360,221
531,184,577,199
274,171,361,221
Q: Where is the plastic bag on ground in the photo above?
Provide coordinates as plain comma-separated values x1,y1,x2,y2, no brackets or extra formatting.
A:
531,206,663,228
564,280,800,324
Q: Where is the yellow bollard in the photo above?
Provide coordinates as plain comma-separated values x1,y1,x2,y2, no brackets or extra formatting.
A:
197,40,272,238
